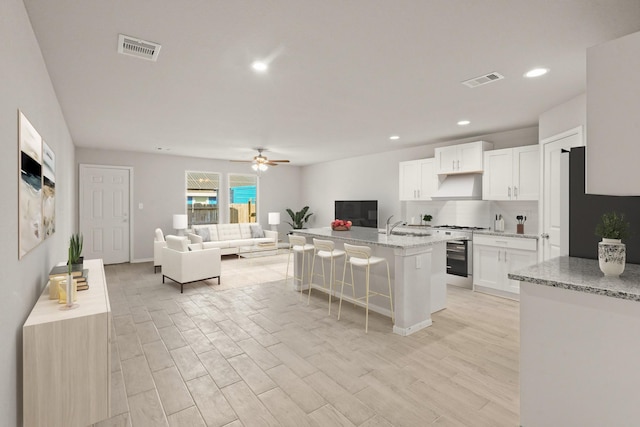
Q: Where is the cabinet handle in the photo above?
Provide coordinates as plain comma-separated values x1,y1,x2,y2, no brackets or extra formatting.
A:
498,251,501,262
508,186,511,198
504,251,508,262
452,160,455,170
457,160,460,170
417,189,420,198
514,186,518,198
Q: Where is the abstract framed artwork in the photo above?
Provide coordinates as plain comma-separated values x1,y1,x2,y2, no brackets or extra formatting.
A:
42,140,55,239
18,110,44,258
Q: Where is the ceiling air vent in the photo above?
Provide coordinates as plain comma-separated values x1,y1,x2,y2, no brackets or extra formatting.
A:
461,72,505,88
117,34,161,61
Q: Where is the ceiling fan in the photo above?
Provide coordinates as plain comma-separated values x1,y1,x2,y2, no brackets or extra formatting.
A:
230,149,290,171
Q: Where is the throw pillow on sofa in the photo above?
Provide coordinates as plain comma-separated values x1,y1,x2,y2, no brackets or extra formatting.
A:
195,227,211,242
250,224,265,238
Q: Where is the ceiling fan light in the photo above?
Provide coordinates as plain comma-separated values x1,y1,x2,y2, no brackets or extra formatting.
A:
259,163,268,171
251,164,259,171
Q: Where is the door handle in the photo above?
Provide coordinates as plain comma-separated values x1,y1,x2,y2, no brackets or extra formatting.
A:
541,233,549,239
508,186,511,198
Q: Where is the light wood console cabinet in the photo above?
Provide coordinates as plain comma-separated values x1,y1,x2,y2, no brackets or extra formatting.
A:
23,259,111,427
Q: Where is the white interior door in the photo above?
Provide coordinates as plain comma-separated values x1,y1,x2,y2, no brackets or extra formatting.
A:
80,165,131,264
540,128,583,261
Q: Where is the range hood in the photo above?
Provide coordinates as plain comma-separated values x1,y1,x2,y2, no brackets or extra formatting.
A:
431,174,483,200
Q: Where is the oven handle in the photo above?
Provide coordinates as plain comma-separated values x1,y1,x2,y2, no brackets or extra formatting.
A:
447,240,467,245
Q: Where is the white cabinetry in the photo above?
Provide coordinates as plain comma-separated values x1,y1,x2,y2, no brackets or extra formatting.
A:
399,158,438,201
23,259,111,427
473,235,537,298
483,145,539,200
434,141,493,175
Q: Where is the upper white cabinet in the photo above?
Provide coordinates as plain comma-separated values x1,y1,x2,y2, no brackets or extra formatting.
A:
399,158,438,201
483,145,539,201
435,141,494,175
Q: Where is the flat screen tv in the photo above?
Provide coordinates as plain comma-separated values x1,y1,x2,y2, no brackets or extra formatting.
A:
334,200,378,228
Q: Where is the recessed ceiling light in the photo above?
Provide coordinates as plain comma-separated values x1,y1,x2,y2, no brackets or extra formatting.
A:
251,61,268,73
389,135,400,140
457,120,470,126
524,68,549,78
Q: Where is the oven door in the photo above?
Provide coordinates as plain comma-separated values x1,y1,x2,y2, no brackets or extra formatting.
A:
446,240,468,277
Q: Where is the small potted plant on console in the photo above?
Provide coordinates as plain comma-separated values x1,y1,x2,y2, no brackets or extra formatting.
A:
595,211,630,277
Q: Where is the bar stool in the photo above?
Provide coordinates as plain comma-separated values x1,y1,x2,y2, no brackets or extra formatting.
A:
308,238,345,314
339,243,394,333
285,235,314,296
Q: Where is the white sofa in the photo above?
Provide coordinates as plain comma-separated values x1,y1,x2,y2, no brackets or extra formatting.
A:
188,223,277,255
162,235,221,293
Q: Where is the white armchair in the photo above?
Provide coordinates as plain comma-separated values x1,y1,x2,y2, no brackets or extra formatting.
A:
162,236,222,293
153,228,167,273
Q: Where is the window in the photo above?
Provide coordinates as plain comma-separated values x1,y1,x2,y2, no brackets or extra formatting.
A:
186,171,220,226
229,174,257,223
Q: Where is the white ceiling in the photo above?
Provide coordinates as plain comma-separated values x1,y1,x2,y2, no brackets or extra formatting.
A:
23,0,640,166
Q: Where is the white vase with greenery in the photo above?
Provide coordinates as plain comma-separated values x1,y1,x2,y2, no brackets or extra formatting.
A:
595,212,630,277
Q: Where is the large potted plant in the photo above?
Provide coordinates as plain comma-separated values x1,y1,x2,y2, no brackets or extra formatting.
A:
286,206,313,230
595,212,630,277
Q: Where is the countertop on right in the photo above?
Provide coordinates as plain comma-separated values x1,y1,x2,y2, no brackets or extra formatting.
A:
508,255,640,302
473,229,538,239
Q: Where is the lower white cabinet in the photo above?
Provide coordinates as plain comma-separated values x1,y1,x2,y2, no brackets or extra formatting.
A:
473,235,537,298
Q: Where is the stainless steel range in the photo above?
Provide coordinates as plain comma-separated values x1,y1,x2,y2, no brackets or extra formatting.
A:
431,225,488,288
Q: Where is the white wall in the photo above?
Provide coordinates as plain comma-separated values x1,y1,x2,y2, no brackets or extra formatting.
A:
76,148,303,260
587,30,640,196
302,126,538,228
0,1,76,424
538,93,586,141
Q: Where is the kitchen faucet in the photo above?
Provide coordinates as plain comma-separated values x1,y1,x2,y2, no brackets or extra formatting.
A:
386,215,406,235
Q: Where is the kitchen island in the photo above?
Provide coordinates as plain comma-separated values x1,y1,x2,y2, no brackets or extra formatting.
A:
509,256,640,426
294,226,466,335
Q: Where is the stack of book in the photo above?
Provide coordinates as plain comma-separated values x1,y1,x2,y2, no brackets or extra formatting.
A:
49,265,89,291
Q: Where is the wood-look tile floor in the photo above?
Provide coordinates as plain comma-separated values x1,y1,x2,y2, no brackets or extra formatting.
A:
93,253,520,427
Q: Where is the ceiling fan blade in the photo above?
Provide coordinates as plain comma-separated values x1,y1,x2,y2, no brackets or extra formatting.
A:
269,159,290,163
230,160,253,163
265,162,280,166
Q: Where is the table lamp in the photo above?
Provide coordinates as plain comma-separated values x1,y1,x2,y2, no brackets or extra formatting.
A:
268,212,280,232
173,214,188,236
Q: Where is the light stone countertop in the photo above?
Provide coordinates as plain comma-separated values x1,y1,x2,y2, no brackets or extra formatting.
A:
508,256,640,302
473,229,539,239
294,226,468,249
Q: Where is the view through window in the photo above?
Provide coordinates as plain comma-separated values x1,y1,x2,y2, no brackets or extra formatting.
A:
186,171,220,226
229,174,257,223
